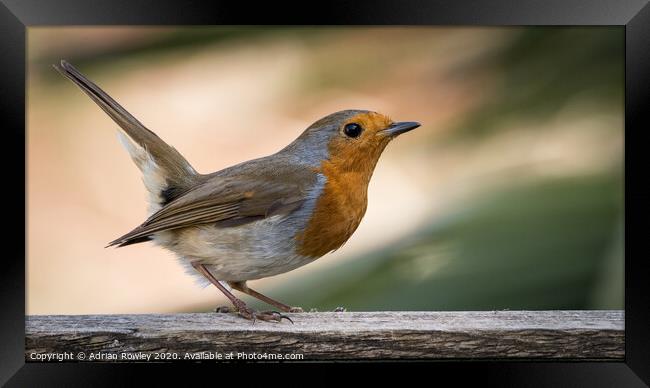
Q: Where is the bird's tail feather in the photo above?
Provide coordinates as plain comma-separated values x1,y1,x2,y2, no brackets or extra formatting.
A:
54,60,198,212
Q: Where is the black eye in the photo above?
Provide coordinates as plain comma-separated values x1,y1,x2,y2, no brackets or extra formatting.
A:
343,123,363,138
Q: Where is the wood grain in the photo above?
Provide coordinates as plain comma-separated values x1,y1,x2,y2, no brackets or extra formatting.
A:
26,310,624,361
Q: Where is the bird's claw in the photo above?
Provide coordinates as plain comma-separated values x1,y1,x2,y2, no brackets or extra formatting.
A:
269,311,294,324
234,304,293,324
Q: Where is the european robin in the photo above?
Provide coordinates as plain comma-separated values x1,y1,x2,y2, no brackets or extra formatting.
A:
55,60,420,322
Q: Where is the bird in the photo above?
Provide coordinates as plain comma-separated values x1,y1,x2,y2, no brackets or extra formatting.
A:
54,59,420,322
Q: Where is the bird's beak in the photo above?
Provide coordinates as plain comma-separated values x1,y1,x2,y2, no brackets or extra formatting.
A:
383,121,421,137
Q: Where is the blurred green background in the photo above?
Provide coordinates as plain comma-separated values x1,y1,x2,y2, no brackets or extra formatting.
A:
27,27,623,314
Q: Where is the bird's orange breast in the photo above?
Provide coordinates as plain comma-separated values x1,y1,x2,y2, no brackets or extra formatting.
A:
295,112,392,258
295,165,369,258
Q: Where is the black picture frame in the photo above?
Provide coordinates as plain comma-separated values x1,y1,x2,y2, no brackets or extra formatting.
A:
2,0,648,385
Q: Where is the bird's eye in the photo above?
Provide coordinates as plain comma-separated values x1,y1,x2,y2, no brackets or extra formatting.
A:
343,123,363,138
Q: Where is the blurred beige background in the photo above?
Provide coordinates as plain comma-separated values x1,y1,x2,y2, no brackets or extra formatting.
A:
27,27,623,314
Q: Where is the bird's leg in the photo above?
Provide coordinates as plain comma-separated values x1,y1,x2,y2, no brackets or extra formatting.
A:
191,262,291,323
228,281,304,313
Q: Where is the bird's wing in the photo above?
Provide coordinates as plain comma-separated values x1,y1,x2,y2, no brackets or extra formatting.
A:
108,167,317,247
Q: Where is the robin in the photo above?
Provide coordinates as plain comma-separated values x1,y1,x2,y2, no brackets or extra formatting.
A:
55,60,420,322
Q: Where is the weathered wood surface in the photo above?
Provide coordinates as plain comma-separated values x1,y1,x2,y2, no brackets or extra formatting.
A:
26,311,624,361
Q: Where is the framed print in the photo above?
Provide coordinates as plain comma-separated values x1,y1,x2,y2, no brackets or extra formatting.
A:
1,0,648,385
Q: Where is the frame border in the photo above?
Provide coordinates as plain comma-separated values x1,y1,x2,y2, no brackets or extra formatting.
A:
2,0,648,385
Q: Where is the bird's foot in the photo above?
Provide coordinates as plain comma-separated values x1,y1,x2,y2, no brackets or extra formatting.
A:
333,306,347,312
241,308,294,324
233,300,293,323
288,306,304,313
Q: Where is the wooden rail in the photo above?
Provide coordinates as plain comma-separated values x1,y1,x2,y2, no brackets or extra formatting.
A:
25,310,624,361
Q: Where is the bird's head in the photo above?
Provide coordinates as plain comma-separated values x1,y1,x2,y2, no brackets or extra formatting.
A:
283,110,420,176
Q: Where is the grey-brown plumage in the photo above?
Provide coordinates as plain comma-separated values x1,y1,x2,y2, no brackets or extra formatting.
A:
109,166,316,247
